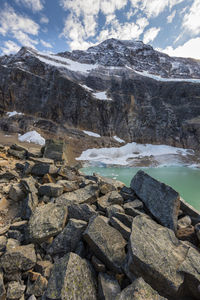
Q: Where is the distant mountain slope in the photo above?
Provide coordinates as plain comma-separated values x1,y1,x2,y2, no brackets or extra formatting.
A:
0,38,200,149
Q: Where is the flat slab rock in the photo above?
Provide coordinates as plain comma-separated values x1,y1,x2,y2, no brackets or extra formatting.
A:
131,170,180,231
28,203,67,243
56,184,99,205
127,214,200,299
83,216,126,273
45,252,97,299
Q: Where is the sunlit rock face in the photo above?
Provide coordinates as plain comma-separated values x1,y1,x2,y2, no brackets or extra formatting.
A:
1,38,200,149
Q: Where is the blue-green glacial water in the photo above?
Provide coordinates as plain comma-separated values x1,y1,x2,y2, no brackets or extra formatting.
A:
81,166,200,211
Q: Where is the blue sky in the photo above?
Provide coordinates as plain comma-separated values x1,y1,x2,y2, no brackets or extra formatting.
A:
0,0,200,59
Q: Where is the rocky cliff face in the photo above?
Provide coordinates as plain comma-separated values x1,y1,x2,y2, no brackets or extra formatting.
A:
0,38,200,149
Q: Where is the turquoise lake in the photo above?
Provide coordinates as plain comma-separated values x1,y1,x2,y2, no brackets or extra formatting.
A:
81,166,200,211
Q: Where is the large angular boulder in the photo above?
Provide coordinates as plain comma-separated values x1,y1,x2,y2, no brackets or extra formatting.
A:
45,252,97,299
116,277,167,300
47,218,87,256
43,139,66,161
38,183,63,197
178,246,200,299
68,203,98,222
28,203,67,243
83,216,126,273
1,244,36,273
56,184,99,206
126,214,200,299
131,170,180,231
7,281,26,299
97,191,123,212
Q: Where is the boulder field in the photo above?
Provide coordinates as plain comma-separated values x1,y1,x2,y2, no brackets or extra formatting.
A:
0,140,200,299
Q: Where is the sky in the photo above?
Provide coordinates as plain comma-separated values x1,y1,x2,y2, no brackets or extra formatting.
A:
0,0,200,59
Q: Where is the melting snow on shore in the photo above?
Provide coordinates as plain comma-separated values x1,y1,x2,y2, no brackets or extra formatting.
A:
18,131,45,146
77,142,193,166
83,130,101,138
7,111,23,117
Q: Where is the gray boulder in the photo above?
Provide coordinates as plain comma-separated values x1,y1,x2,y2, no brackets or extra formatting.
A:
31,162,58,176
28,203,67,243
47,218,87,256
131,170,180,231
56,184,99,205
7,281,26,299
98,191,123,212
178,215,192,229
98,272,121,300
106,204,124,218
109,217,131,240
20,177,38,219
1,244,36,273
43,139,66,161
45,252,97,299
38,183,63,197
126,214,199,299
116,277,167,300
9,183,26,202
26,274,48,297
68,203,98,222
178,246,200,299
0,236,7,252
83,216,126,273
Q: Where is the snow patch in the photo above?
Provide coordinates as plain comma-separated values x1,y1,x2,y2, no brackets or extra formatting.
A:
80,84,93,91
36,52,97,73
93,91,112,101
77,142,192,166
113,136,125,143
7,111,23,117
133,69,200,83
83,130,101,138
18,131,45,146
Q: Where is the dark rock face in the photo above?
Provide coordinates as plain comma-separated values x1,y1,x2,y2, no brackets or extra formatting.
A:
1,39,200,149
131,170,180,231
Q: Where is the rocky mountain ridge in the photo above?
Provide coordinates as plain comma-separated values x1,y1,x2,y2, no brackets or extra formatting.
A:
0,39,200,149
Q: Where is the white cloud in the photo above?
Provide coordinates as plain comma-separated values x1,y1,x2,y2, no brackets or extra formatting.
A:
40,16,49,24
59,0,130,50
0,5,39,48
40,39,53,48
161,37,200,59
14,0,44,12
100,0,127,15
182,0,200,35
167,10,176,23
143,27,160,44
97,17,149,44
1,40,20,55
130,0,184,18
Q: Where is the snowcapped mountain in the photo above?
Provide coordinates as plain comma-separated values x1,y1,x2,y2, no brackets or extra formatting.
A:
0,38,200,149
